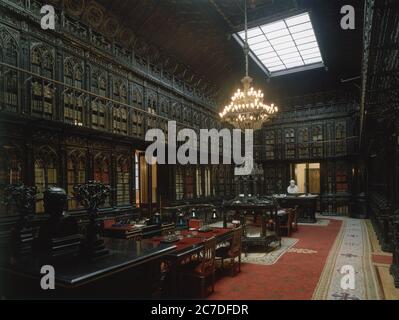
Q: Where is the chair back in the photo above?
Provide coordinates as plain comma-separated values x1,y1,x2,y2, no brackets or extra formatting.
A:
189,219,203,229
103,219,116,229
195,237,216,275
229,226,242,256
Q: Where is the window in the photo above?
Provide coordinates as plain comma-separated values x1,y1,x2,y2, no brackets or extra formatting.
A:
171,102,181,122
218,166,225,196
298,128,309,158
116,156,130,205
175,166,184,201
91,73,107,130
113,107,128,135
1,32,18,112
225,165,232,196
132,86,144,137
285,128,295,158
93,153,110,207
265,167,276,195
31,45,54,117
204,167,211,197
34,147,58,213
135,152,140,205
113,81,128,135
0,145,23,216
336,163,348,193
235,12,323,75
196,167,202,198
335,122,347,155
147,92,157,130
64,59,84,126
67,150,86,210
185,167,194,199
326,162,334,194
312,125,323,157
265,131,275,159
183,106,191,124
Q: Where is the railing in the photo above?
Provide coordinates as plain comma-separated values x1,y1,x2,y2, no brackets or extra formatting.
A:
261,135,360,161
0,62,216,142
1,0,218,110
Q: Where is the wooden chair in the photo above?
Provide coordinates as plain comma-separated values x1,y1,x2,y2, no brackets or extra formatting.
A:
180,237,216,298
280,209,294,237
216,226,242,276
188,219,203,229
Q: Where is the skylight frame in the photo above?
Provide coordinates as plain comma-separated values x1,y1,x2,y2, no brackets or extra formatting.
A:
235,12,324,77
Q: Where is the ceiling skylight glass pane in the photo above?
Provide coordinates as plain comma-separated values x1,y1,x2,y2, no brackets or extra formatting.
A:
275,46,298,56
236,12,323,74
266,28,290,39
259,51,278,59
294,35,316,45
297,42,318,51
268,65,286,71
273,41,296,51
253,46,274,55
269,35,292,46
247,28,263,38
288,22,312,34
285,13,310,26
279,51,301,59
301,52,321,59
265,61,284,68
262,57,282,64
251,42,269,51
285,61,304,68
292,29,314,39
304,57,323,64
282,57,303,64
260,21,286,33
300,47,320,56
248,35,266,45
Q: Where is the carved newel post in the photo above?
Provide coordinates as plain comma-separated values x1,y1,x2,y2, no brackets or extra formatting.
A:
4,184,36,261
73,181,110,259
391,209,399,288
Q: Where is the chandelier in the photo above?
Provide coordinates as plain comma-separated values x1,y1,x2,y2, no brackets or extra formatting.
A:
219,0,278,130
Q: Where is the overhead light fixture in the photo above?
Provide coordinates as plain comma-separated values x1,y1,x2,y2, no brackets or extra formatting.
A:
219,0,278,130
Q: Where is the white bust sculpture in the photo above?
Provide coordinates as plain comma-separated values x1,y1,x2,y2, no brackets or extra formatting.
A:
287,180,299,194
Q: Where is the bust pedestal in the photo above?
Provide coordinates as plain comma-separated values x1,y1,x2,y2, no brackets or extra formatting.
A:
37,187,82,260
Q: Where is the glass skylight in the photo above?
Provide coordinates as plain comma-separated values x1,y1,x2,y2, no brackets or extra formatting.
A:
236,12,323,75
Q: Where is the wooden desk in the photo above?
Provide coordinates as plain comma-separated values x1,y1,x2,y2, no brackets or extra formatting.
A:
274,194,319,223
0,228,234,299
221,198,282,255
0,238,176,299
151,227,234,297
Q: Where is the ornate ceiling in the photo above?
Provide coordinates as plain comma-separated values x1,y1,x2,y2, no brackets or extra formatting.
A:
55,0,364,106
57,0,299,100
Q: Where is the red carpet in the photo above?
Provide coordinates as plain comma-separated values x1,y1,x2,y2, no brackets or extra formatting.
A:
209,219,342,300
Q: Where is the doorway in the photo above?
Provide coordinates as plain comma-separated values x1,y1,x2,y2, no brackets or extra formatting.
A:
136,151,158,215
293,163,320,194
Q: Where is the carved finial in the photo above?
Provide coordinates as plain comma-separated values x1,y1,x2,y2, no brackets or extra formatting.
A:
4,184,37,215
73,181,110,215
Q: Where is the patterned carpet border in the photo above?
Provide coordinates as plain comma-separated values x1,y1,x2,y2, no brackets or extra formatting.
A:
312,218,382,300
312,218,346,299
